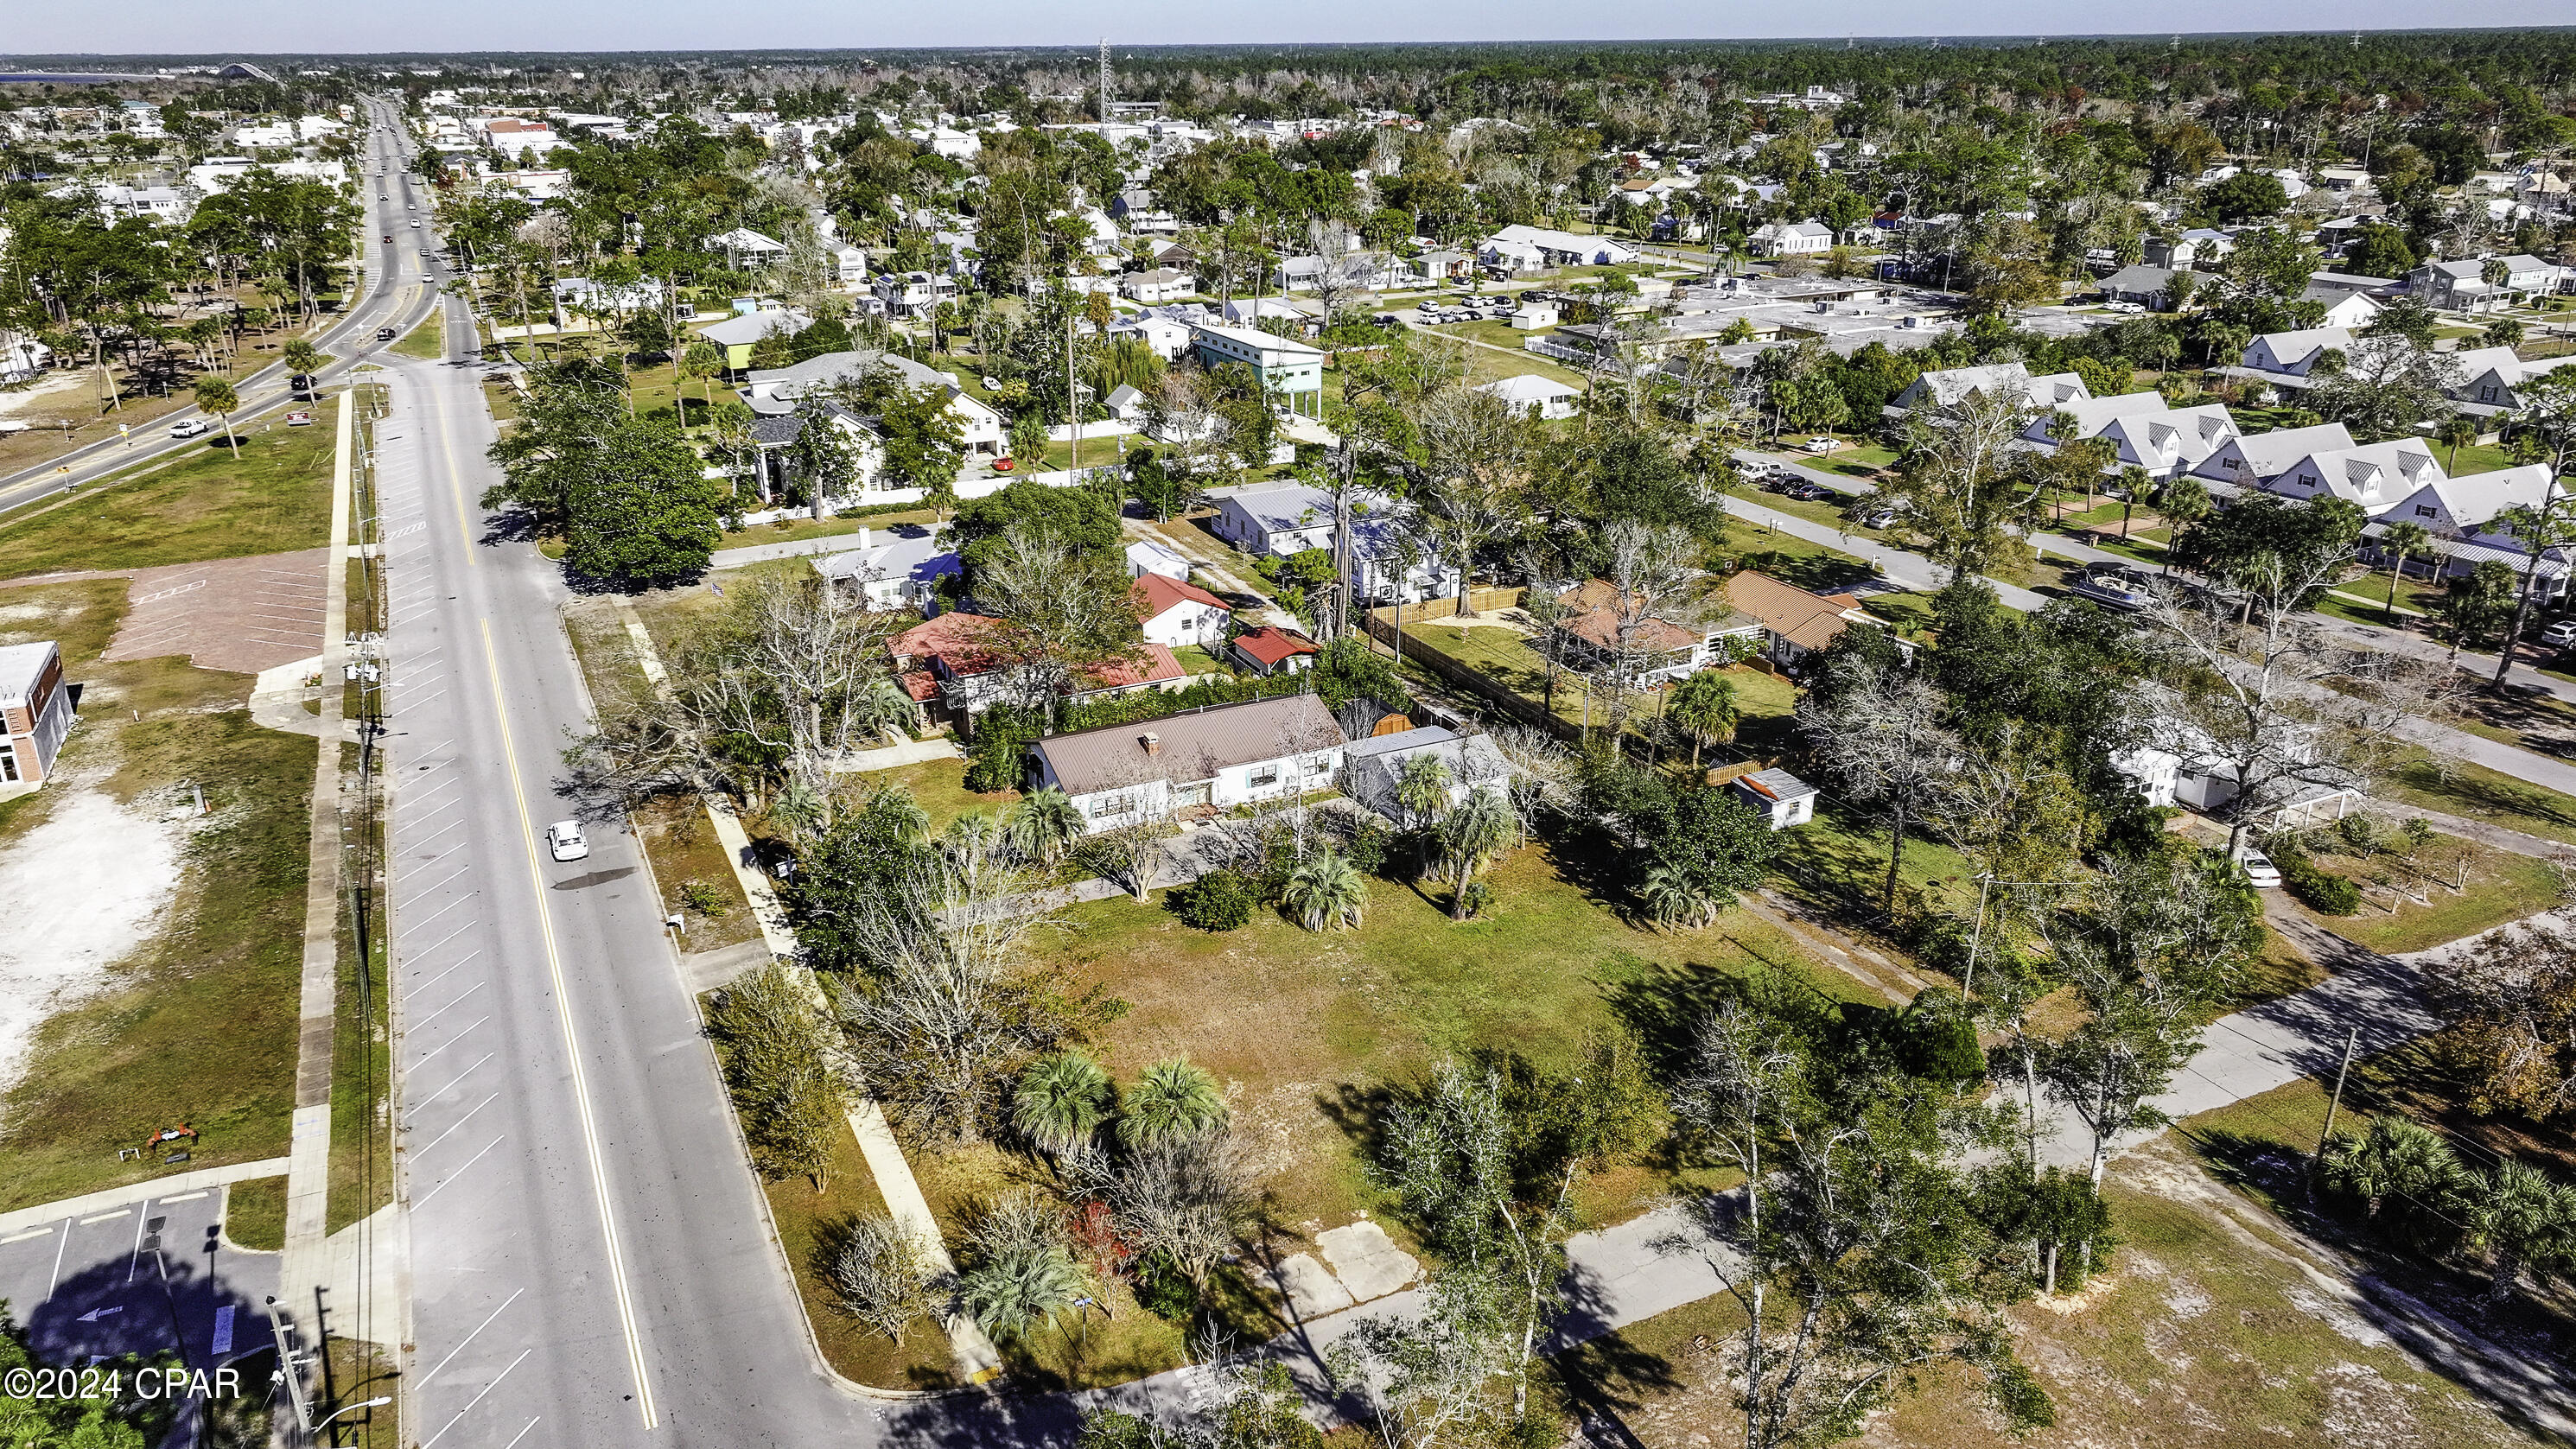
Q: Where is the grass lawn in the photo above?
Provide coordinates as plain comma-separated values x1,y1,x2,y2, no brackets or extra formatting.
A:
0,582,315,1210
761,1127,961,1390
328,822,391,1234
2280,838,2563,956
1728,532,1882,597
1746,488,1897,540
2312,583,2439,629
0,420,334,579
716,507,939,551
1454,343,1590,390
1768,804,1981,931
225,1175,287,1250
867,755,1017,834
391,311,444,360
1034,435,1133,471
2382,752,2576,848
1049,842,1861,1236
1171,643,1236,678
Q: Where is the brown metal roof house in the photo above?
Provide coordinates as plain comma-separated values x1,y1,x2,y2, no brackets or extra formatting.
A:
1029,694,1347,831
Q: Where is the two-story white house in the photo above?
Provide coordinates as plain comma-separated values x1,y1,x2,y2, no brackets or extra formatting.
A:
1189,322,1327,417
1212,484,1460,604
2252,438,2446,516
2192,422,2359,491
811,526,961,612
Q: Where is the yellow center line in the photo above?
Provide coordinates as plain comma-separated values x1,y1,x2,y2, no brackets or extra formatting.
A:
478,618,659,1430
430,356,478,566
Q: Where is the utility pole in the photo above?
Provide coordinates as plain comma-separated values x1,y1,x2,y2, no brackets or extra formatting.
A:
266,1298,315,1441
2310,1025,2361,1197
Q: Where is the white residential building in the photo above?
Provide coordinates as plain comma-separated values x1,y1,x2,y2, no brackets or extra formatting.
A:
1029,694,1348,829
811,526,961,611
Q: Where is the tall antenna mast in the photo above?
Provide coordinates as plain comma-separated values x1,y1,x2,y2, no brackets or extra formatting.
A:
1098,38,1111,123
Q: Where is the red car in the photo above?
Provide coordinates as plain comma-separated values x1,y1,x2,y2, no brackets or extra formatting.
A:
284,410,315,426
994,456,1015,472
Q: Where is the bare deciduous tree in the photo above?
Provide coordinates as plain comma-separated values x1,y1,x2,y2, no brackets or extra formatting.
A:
1797,651,1959,914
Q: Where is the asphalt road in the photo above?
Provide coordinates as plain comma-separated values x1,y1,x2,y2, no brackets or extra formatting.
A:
0,130,441,517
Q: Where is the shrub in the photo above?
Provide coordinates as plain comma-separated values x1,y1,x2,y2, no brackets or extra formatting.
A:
1132,1249,1196,1322
2280,854,2363,914
1172,868,1256,931
1342,818,1397,877
2335,813,2380,857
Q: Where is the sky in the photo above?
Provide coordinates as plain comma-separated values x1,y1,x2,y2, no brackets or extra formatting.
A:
10,3,2573,57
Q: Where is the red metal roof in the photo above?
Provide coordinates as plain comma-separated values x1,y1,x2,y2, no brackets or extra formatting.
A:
1231,626,1319,666
1135,572,1228,619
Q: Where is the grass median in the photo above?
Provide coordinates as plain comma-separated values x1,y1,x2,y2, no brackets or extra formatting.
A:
0,423,334,579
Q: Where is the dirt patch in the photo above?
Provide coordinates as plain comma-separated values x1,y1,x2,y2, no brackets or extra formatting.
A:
0,768,190,1107
1,548,328,676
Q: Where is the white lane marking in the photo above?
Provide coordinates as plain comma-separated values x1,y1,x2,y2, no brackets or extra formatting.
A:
154,1192,207,1204
409,979,485,1031
403,1054,495,1118
500,1418,540,1449
398,1016,487,1078
126,1209,147,1282
418,1287,522,1388
410,1092,499,1158
418,1347,531,1449
410,1134,504,1210
405,950,481,995
0,1227,52,1245
44,1218,69,1300
482,619,658,1428
80,1211,130,1225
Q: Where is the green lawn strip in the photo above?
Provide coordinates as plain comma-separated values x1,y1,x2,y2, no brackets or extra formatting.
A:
1169,643,1237,678
1034,435,1135,470
760,1124,961,1390
391,311,443,360
0,423,334,579
1727,534,1885,597
326,817,392,1234
1049,842,1854,1233
0,708,316,1211
1766,804,1980,931
716,506,940,550
2382,753,2576,848
558,601,761,949
2280,842,2563,957
224,1176,289,1251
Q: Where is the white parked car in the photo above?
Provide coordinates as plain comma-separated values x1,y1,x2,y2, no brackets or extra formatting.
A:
545,820,590,862
1802,436,1838,454
169,417,213,438
2236,848,2282,889
2540,620,2576,649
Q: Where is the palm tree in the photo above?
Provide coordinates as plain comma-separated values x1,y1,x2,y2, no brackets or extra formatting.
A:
1004,787,1084,866
1116,1058,1226,1150
2114,464,2151,539
1279,848,1367,931
1638,861,1720,929
2320,1115,2459,1221
2437,416,2478,471
956,1240,1086,1342
1666,670,1740,770
281,337,321,377
1391,753,1453,829
1013,1052,1111,1160
191,376,242,454
2378,519,2432,628
2467,1159,2576,1307
680,340,722,417
1436,787,1517,921
2153,476,2212,574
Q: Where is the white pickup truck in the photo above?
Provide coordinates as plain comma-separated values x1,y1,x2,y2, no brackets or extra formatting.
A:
169,418,213,439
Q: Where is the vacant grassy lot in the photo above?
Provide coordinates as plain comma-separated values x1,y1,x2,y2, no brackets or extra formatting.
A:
0,655,315,1209
716,506,938,550
2382,753,2576,848
1046,841,1860,1235
1549,1142,2549,1448
867,755,1016,834
2280,838,2563,956
0,420,334,580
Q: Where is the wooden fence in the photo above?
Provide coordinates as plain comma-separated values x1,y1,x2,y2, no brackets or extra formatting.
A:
1361,589,1578,739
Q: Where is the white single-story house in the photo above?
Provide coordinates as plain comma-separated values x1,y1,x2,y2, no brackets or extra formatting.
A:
1728,768,1818,829
1476,372,1581,421
1481,225,1640,270
740,348,1006,461
2112,715,2359,829
2101,264,2178,308
1511,301,1561,330
1104,384,1150,424
1889,362,2089,416
1339,726,1513,822
1229,626,1320,676
1121,268,1197,304
1029,693,1349,829
710,227,790,267
1135,573,1231,649
811,526,960,612
2192,423,2360,489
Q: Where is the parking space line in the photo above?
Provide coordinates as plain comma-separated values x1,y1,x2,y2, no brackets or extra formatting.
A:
418,1287,521,1388
411,1092,499,1157
0,1227,50,1245
400,1016,488,1078
501,1418,540,1449
79,1211,130,1225
410,979,484,1030
397,842,465,880
45,1217,69,1298
405,950,480,993
419,1347,531,1449
155,1192,207,1204
411,1135,505,1210
404,1054,494,1117
404,887,481,931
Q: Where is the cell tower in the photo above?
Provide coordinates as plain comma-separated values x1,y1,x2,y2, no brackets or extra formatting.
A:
1099,39,1112,123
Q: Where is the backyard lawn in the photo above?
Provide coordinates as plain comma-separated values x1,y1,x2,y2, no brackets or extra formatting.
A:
716,506,939,551
1049,841,1861,1235
0,418,335,578
2382,752,2576,848
2280,836,2564,957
